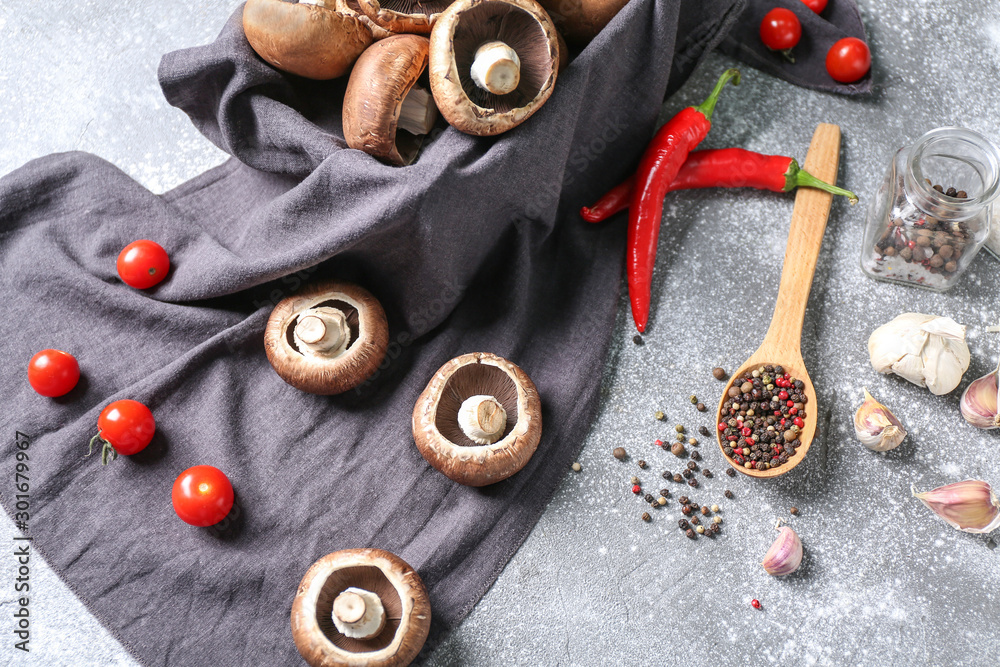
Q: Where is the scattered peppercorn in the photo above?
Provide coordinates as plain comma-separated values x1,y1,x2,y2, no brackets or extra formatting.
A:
571,462,581,472
678,495,689,504
661,470,671,479
642,512,651,522
681,505,692,515
703,469,712,478
613,447,627,460
712,516,722,524
711,504,719,512
633,335,644,345
790,506,799,515
699,425,710,437
657,496,667,506
709,523,720,534
696,525,705,534
631,484,641,494
655,439,665,448
712,367,727,380
638,459,647,469
685,529,696,539
671,442,686,457
696,402,706,412
675,424,685,433
700,506,710,516
630,476,639,484
655,410,665,421
686,461,697,470
690,450,701,460
987,539,997,551
688,438,698,446
690,395,698,404
673,473,684,483
688,478,699,487
724,489,734,499
659,488,670,497
682,469,692,479
678,519,690,530
751,599,761,610
675,433,684,442
725,468,736,477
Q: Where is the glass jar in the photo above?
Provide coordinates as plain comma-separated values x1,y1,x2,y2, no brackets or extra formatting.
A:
861,127,1000,291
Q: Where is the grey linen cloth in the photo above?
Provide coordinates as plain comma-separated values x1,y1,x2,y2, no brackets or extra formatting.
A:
0,0,863,664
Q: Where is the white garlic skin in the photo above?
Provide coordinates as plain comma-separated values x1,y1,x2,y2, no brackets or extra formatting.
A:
761,525,803,576
959,369,1000,430
854,388,907,451
912,480,1000,534
868,313,970,395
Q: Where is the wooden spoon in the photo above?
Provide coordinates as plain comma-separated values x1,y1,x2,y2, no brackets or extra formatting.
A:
715,123,843,479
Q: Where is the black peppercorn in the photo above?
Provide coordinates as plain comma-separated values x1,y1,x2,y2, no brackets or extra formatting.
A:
638,459,647,469
678,519,690,530
690,450,701,461
673,474,684,483
688,478,698,487
642,512,651,522
724,489,734,499
678,495,689,504
687,461,697,470
682,469,692,479
659,489,670,497
690,515,700,525
644,493,654,503
790,506,799,515
685,528,696,539
699,425,710,437
703,469,712,478
681,505,692,515
700,506,710,516
633,334,644,345
709,523,720,534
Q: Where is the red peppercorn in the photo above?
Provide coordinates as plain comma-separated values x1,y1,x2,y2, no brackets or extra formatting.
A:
741,427,752,437
773,410,781,416
778,390,789,400
718,423,726,431
751,599,762,609
780,418,786,426
794,417,804,428
783,373,790,379
632,484,641,494
789,407,798,415
907,240,916,249
727,435,738,442
655,439,664,446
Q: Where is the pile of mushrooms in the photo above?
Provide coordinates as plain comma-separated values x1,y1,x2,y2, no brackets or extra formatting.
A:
264,280,389,394
291,548,431,667
242,0,566,164
412,352,542,486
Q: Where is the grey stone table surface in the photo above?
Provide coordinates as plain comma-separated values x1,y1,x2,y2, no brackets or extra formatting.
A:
2,1,1000,665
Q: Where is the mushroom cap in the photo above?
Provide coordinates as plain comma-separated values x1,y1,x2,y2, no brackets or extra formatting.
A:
243,0,373,80
535,0,629,44
343,35,431,166
412,352,543,486
428,0,560,136
291,548,431,667
336,0,395,40
264,280,389,395
356,0,456,34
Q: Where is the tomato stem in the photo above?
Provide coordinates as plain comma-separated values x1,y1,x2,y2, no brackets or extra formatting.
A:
87,434,118,465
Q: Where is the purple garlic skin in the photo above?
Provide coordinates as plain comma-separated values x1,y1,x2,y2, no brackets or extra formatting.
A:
761,525,803,576
912,480,1000,533
959,370,1000,430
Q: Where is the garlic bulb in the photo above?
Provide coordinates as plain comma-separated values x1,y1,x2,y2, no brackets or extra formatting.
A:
854,388,906,451
761,520,802,576
868,313,970,395
912,480,1000,534
959,359,1000,429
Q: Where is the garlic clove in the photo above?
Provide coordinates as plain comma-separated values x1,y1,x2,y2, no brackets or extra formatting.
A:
868,313,970,395
854,388,906,451
959,368,1000,430
761,521,803,576
912,480,1000,534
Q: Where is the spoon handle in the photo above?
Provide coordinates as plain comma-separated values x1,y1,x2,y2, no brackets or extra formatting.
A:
762,123,842,357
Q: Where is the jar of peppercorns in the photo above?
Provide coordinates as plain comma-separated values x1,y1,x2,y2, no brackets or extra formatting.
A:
861,127,1000,291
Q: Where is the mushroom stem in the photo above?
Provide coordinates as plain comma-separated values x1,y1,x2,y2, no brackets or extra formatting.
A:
470,41,520,95
398,86,438,136
294,307,350,356
331,587,386,640
458,395,507,444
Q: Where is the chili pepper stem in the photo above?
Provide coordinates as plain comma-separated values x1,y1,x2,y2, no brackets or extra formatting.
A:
693,69,741,121
785,159,859,204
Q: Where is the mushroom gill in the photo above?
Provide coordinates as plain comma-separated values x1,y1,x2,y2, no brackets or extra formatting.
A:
314,566,403,653
450,1,553,114
435,364,520,446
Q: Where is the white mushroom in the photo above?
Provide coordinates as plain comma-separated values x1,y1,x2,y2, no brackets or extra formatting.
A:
332,587,386,640
470,41,521,95
457,395,508,444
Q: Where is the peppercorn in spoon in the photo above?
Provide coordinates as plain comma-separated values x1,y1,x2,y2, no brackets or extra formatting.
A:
715,123,843,479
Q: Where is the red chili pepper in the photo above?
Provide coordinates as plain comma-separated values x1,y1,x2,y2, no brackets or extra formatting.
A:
626,69,741,333
580,147,859,223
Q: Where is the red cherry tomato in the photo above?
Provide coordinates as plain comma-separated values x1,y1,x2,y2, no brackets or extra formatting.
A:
826,37,871,83
27,349,80,397
800,0,827,13
172,466,235,527
117,240,170,289
88,400,156,464
760,8,802,52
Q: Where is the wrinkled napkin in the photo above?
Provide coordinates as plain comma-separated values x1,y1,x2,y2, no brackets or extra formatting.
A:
0,0,867,664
